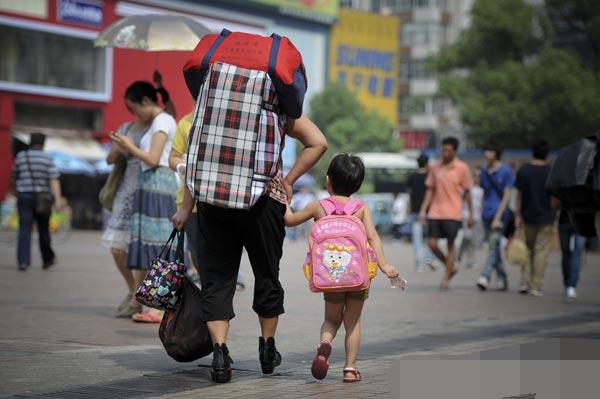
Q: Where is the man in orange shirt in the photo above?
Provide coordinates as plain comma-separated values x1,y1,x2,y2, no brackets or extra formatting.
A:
419,137,474,289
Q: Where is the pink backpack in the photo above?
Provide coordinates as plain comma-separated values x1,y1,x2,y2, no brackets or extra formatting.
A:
305,197,374,293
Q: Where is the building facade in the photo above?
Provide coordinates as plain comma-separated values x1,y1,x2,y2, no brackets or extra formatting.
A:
341,0,474,150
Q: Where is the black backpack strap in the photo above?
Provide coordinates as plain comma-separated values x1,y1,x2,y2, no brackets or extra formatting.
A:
200,29,231,73
268,33,281,79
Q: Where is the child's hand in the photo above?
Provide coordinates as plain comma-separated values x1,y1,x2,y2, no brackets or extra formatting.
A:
381,263,399,279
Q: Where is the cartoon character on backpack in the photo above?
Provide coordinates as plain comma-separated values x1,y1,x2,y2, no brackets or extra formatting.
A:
323,243,355,282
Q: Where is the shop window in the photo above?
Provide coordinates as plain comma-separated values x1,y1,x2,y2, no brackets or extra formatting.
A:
15,101,102,132
0,21,109,100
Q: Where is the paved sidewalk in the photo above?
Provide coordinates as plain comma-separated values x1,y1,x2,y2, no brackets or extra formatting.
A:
1,232,599,398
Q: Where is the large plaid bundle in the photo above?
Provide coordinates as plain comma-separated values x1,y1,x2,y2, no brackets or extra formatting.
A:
186,62,286,209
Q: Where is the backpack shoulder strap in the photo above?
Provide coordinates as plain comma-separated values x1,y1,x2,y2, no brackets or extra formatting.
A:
344,199,364,215
320,197,360,216
268,33,281,79
319,198,337,216
200,29,231,73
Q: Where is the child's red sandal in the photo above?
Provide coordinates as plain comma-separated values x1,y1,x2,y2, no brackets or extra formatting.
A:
343,367,362,383
311,340,332,380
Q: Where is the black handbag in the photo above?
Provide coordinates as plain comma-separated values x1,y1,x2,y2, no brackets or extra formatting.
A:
159,277,213,362
25,151,53,217
481,168,515,238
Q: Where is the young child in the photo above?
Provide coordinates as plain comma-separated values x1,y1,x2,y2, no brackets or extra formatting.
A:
284,154,402,383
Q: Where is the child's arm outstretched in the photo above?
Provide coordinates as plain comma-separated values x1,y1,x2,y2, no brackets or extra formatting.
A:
362,205,400,278
284,200,320,227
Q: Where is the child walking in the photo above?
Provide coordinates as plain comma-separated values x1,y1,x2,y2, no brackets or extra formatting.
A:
284,154,402,383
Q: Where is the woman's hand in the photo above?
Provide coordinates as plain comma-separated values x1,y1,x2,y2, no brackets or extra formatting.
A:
109,133,135,152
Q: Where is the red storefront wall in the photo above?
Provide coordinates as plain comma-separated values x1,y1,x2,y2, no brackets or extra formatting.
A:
0,0,195,200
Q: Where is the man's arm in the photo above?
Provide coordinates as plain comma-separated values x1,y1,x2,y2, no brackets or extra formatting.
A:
515,189,523,227
492,188,512,229
283,115,328,201
50,179,65,211
171,186,194,230
464,189,474,227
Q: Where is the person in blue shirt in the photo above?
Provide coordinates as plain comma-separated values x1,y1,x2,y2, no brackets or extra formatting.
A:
476,142,514,291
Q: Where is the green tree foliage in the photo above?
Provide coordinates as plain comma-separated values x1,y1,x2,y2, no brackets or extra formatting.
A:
434,0,600,148
546,0,600,69
308,83,400,181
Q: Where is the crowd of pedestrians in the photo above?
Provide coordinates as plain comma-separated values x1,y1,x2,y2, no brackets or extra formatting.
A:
409,137,587,299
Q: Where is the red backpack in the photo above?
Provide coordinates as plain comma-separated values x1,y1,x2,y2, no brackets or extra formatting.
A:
183,29,307,118
182,30,307,209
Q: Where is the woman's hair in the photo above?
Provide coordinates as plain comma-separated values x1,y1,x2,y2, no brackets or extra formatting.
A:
124,81,158,104
327,154,365,197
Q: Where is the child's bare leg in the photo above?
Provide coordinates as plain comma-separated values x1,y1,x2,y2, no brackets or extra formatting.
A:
312,299,344,380
321,300,344,343
343,297,365,370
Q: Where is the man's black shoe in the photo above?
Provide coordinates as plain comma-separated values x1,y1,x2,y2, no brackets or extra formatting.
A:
211,343,232,383
259,336,281,374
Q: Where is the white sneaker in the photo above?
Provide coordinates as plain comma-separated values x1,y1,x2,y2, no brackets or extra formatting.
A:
565,287,577,299
476,276,488,291
529,289,543,297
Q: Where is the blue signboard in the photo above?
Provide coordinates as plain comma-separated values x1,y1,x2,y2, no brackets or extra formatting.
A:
58,0,103,27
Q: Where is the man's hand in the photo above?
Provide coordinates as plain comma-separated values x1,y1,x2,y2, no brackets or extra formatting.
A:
171,207,192,231
467,215,475,228
491,218,502,230
55,198,68,213
418,210,427,225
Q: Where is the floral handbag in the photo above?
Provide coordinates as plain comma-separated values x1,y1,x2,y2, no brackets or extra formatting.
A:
135,229,186,310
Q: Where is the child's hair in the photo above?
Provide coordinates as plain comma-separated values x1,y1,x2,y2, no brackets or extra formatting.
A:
327,154,365,196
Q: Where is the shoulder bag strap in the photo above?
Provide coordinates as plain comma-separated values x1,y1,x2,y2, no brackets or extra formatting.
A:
200,29,231,73
24,151,40,192
482,168,504,198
